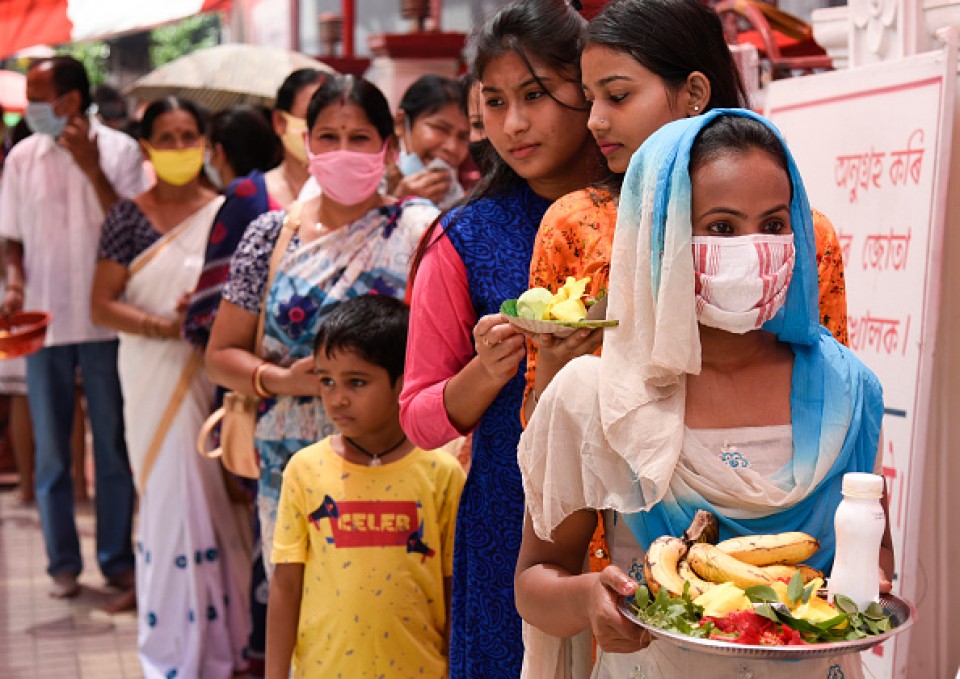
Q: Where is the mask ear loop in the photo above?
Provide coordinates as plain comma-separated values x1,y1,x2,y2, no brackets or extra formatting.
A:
399,110,416,156
302,129,314,161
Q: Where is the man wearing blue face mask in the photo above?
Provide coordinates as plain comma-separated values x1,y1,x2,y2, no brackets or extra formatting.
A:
0,56,147,601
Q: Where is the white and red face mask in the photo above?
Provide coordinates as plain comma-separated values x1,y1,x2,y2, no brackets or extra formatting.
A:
691,234,795,334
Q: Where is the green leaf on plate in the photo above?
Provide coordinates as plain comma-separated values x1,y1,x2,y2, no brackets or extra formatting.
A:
745,585,780,604
500,299,518,317
634,585,651,610
833,594,858,615
787,570,804,604
814,613,849,630
753,603,780,622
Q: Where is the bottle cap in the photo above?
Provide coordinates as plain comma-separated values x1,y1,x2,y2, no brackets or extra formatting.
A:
842,472,884,498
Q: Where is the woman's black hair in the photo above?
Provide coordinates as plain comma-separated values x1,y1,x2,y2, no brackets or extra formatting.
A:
306,75,394,143
399,74,466,123
91,84,126,122
408,0,591,285
587,0,749,194
140,96,206,141
208,105,281,176
588,0,748,112
466,0,589,200
459,72,476,120
275,68,326,113
313,295,409,384
689,115,792,197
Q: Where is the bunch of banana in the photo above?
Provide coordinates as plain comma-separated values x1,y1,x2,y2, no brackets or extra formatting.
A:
643,536,692,598
643,510,720,598
643,511,823,597
715,532,819,566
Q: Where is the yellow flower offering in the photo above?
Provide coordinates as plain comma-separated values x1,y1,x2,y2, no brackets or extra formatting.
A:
516,277,591,322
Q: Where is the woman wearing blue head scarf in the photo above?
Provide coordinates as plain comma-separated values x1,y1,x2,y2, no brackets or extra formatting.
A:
514,110,891,678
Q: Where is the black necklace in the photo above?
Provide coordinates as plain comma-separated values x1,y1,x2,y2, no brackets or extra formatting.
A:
344,434,408,467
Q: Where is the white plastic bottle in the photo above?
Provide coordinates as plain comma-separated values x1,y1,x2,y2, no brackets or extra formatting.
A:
829,472,886,611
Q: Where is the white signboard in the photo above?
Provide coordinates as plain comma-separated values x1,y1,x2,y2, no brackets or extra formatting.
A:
766,44,956,678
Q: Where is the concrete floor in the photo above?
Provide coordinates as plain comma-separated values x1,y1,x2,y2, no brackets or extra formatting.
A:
0,488,142,679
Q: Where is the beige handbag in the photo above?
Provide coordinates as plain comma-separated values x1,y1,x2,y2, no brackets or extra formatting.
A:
197,203,302,478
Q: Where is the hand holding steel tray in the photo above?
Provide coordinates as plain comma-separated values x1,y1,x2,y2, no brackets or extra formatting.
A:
617,589,915,660
500,294,618,338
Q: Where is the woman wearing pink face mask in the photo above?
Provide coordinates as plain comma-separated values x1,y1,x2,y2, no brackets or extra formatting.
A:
205,76,439,570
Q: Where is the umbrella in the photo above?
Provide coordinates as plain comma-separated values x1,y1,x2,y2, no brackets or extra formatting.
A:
126,43,337,111
0,70,26,113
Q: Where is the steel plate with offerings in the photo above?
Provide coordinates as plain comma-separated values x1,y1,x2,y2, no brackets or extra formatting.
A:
500,277,618,338
616,510,915,659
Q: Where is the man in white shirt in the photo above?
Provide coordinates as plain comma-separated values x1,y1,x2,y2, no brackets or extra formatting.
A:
0,57,147,599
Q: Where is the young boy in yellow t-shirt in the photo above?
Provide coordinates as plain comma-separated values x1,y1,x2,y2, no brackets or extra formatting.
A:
265,295,465,679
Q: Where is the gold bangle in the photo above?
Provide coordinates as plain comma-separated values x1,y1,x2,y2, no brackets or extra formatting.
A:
140,313,166,338
253,362,274,399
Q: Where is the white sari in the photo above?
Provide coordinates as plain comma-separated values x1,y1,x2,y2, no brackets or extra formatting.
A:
117,197,251,679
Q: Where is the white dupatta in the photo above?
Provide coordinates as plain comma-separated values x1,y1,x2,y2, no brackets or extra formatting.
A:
117,196,223,487
118,196,255,674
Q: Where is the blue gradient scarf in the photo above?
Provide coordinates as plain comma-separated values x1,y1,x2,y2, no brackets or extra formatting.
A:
617,110,883,571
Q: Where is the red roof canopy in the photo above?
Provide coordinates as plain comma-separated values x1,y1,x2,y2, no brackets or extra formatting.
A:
0,0,232,59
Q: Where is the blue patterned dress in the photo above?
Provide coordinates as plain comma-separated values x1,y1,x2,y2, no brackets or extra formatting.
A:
440,183,552,678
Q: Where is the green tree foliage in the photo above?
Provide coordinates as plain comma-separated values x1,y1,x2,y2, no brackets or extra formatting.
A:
54,13,221,86
150,14,221,68
57,41,109,85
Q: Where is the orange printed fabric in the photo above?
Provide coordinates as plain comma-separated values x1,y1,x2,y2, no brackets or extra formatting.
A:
812,209,848,345
522,186,618,421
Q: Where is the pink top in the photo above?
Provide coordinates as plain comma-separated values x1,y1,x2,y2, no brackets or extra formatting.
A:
400,234,477,449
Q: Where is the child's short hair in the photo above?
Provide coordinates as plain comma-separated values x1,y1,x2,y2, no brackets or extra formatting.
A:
313,295,409,383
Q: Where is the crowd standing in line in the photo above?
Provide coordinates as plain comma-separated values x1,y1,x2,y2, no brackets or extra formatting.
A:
0,1,896,677
0,55,143,602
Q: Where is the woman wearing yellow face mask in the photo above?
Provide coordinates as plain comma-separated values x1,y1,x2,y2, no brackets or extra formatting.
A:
90,96,249,677
265,68,327,208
